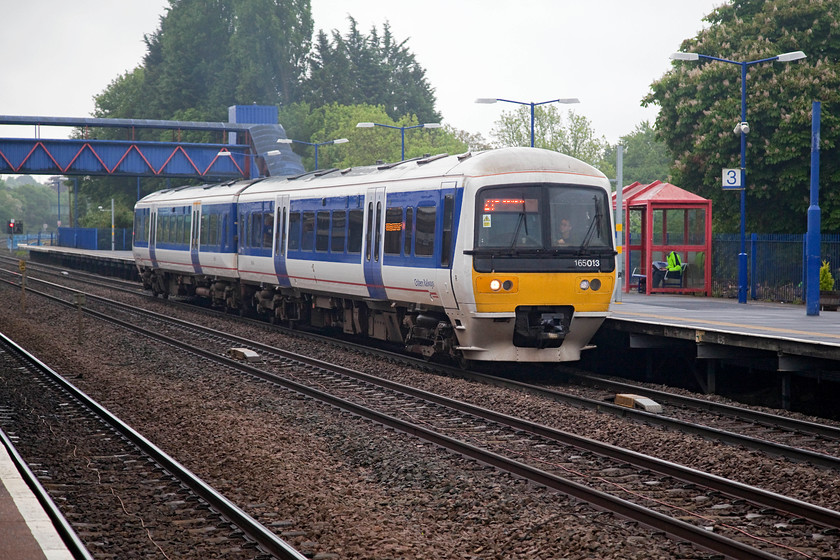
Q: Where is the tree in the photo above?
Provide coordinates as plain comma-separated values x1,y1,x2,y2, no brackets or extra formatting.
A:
606,121,672,186
306,17,440,123
97,0,313,122
490,106,613,175
644,0,840,233
278,103,467,169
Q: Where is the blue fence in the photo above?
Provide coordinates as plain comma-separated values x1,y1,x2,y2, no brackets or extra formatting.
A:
712,233,840,302
57,227,132,251
6,232,56,250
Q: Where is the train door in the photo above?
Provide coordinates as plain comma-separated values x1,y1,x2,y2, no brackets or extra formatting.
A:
149,208,158,268
436,182,459,310
189,201,202,273
364,187,387,300
272,194,291,287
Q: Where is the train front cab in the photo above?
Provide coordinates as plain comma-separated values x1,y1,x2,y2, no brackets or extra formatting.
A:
450,177,616,362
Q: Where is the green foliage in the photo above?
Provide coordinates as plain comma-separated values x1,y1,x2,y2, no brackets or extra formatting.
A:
607,121,673,185
645,0,840,233
306,18,439,123
490,106,613,175
820,259,835,291
278,103,467,169
0,177,62,234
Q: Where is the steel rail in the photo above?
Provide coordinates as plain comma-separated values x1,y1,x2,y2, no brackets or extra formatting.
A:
564,369,840,440
0,331,307,560
0,425,94,560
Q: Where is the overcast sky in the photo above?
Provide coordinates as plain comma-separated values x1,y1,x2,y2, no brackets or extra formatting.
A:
1,0,723,147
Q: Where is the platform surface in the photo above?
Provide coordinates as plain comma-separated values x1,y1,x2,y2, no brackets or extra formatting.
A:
611,291,840,349
0,440,73,560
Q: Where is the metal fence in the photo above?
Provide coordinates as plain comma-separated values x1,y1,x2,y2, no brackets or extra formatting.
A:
57,227,132,251
712,233,840,303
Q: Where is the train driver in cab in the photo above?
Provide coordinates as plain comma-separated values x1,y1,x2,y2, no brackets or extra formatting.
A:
554,217,574,246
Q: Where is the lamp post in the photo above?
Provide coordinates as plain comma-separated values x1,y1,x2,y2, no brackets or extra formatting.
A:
276,138,348,170
475,97,580,147
355,122,441,160
670,50,806,304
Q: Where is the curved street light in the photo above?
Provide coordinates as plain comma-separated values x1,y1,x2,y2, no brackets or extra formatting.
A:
355,122,441,160
670,50,806,304
276,137,348,170
475,97,580,147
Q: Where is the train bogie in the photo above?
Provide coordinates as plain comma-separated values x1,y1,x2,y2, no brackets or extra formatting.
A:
134,148,616,363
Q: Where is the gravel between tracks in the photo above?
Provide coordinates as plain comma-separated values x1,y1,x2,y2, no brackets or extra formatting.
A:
3,282,839,559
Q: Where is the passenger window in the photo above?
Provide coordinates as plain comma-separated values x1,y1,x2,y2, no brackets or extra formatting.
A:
316,211,330,252
365,202,373,261
404,207,414,256
301,211,315,251
415,205,436,256
331,210,346,253
441,195,454,267
384,207,403,255
348,209,363,254
250,212,264,248
374,201,382,262
262,212,274,249
288,212,301,250
209,214,219,246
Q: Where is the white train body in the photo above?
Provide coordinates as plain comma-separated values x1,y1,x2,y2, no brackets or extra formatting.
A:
134,147,616,363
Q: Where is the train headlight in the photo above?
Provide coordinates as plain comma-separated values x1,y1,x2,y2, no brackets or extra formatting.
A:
490,279,502,291
590,278,602,291
579,279,590,290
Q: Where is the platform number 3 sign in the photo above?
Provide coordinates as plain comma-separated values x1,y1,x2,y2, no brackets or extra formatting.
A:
722,168,742,190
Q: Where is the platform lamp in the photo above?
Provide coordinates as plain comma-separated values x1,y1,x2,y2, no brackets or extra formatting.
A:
276,138,348,170
670,50,806,304
475,97,580,147
355,122,441,161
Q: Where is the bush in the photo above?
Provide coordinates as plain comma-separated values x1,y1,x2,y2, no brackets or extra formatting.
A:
820,260,835,291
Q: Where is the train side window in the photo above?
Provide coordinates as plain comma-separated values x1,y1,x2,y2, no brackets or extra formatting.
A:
374,201,382,262
262,212,274,249
184,212,192,246
365,202,373,261
348,209,363,254
404,207,414,256
209,214,219,246
175,214,183,245
316,211,330,252
200,213,208,245
415,205,436,256
441,194,454,267
384,207,403,255
301,211,315,251
280,208,287,256
331,210,346,253
288,212,301,250
256,212,263,248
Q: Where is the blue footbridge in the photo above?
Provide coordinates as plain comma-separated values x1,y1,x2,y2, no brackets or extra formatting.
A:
0,105,303,180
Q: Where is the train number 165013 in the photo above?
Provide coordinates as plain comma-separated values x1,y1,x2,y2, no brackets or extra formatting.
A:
574,259,600,268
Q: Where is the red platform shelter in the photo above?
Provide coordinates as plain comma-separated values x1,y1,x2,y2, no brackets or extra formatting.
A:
613,181,712,295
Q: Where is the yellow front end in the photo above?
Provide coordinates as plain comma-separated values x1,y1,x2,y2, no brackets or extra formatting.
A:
473,271,615,313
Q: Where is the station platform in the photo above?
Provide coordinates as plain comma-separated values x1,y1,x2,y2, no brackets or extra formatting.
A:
23,245,138,281
0,431,76,559
611,290,840,353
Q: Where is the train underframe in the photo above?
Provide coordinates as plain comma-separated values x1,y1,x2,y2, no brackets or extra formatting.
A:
139,268,463,364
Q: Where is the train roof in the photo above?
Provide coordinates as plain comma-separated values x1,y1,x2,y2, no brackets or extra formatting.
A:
137,147,609,206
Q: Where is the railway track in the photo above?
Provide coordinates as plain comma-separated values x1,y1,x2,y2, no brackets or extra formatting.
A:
0,331,306,560
6,268,840,558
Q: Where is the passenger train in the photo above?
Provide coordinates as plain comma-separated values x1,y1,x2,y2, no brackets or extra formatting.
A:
133,147,616,363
